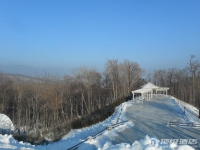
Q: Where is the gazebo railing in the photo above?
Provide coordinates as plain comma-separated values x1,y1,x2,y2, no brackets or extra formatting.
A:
133,93,168,102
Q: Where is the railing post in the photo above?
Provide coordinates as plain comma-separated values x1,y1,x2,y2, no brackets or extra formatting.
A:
184,106,186,114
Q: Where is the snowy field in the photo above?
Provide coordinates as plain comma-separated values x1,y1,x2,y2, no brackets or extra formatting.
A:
0,96,199,150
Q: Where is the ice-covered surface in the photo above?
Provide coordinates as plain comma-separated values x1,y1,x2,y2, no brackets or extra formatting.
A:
0,96,200,149
0,114,14,130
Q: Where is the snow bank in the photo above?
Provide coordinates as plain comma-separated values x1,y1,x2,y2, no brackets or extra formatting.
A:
0,134,35,150
0,114,14,130
0,134,196,150
170,96,200,124
80,121,134,149
59,101,134,150
96,135,195,150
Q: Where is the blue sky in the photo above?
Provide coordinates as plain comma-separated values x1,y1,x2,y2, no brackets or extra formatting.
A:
0,0,200,76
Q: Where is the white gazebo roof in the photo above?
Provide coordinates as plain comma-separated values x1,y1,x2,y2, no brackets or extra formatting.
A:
141,82,159,89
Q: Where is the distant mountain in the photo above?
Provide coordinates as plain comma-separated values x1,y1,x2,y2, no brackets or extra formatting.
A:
3,73,63,84
5,73,44,83
0,64,69,78
0,64,39,77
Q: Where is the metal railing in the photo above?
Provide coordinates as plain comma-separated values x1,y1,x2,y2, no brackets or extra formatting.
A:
67,101,130,150
168,122,200,127
168,98,200,128
67,120,130,150
177,100,199,119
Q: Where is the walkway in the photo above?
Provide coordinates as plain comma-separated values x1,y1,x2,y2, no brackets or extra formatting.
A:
111,95,200,148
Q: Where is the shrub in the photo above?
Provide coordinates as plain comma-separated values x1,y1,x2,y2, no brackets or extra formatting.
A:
71,97,126,129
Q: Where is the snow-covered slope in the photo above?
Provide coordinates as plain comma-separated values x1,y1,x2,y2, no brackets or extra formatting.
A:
0,101,134,150
0,134,34,150
172,96,200,124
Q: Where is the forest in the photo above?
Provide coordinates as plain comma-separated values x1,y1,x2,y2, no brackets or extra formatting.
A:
0,56,200,143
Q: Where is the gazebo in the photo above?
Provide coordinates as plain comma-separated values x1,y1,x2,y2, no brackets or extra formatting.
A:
132,82,169,101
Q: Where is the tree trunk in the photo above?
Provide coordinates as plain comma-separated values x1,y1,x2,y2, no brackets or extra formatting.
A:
199,108,200,118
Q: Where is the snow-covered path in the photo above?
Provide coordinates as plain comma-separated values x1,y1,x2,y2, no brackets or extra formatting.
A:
110,95,200,149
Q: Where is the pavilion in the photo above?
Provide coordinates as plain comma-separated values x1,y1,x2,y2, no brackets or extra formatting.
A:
132,82,169,101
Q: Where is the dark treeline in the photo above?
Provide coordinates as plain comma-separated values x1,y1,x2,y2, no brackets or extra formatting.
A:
0,59,144,141
147,55,200,117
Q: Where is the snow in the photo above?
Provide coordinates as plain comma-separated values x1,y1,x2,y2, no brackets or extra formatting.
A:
171,96,200,124
85,135,195,150
0,134,35,150
141,82,159,89
0,97,199,150
0,101,134,150
0,114,14,130
0,134,195,150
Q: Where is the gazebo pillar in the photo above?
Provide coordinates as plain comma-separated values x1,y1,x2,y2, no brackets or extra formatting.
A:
147,92,148,100
146,92,148,100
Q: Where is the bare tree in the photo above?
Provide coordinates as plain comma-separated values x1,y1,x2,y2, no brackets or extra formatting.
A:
105,60,120,101
120,60,144,96
188,55,200,103
146,73,153,83
153,69,167,87
0,74,14,114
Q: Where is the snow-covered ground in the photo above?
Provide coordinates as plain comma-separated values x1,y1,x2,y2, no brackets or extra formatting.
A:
0,96,199,150
172,96,200,124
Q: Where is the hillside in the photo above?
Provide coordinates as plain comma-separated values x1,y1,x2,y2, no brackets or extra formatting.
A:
0,95,199,150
